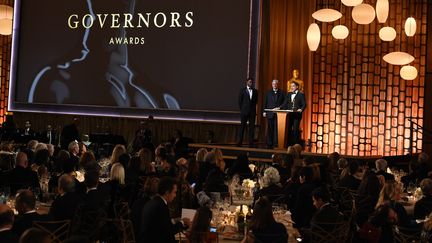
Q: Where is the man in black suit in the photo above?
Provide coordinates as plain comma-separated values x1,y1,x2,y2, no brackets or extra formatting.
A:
81,170,108,210
7,152,40,195
0,204,19,243
39,124,57,145
263,79,285,148
139,177,190,243
281,81,306,145
12,190,47,237
61,118,80,150
310,188,344,232
49,174,83,220
238,78,258,147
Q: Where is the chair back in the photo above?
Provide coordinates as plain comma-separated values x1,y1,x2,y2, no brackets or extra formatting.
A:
120,219,136,243
33,220,71,243
71,205,107,241
114,202,131,221
308,220,350,243
393,226,422,243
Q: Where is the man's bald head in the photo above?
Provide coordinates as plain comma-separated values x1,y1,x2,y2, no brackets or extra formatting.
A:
15,151,28,168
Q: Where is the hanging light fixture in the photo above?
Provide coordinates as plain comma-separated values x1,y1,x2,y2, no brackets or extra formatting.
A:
352,4,376,25
0,18,12,35
341,0,363,7
307,23,320,51
383,52,415,65
312,9,342,22
400,65,418,80
0,5,12,20
376,0,389,23
379,26,396,41
404,17,416,37
332,25,349,40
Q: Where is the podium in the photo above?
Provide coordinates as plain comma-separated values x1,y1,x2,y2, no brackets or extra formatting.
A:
264,109,300,149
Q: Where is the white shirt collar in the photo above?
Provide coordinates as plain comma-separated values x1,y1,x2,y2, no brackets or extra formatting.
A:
160,195,168,205
25,210,37,214
86,187,98,193
0,227,12,232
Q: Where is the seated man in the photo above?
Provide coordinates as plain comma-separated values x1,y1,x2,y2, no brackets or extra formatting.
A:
139,177,190,243
375,159,395,182
310,188,344,232
0,204,19,243
7,152,40,195
49,174,83,220
12,190,47,237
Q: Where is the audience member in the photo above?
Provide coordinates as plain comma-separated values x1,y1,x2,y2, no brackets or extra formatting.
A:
49,174,82,220
0,204,19,243
12,190,46,236
7,152,40,194
375,159,395,181
139,177,190,243
414,178,432,219
243,197,288,243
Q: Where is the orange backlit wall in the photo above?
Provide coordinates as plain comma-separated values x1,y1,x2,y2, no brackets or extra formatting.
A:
310,0,427,156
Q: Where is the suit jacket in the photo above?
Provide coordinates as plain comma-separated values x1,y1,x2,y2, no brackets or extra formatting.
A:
82,188,109,211
238,87,258,116
0,229,19,243
414,195,432,220
39,130,57,145
281,91,306,113
7,166,40,194
311,204,344,232
263,89,285,118
49,192,83,220
139,196,183,243
12,212,47,237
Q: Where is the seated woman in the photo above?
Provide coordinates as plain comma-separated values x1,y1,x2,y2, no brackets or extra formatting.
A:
414,178,432,220
187,207,217,243
375,181,413,228
242,197,288,243
254,167,283,204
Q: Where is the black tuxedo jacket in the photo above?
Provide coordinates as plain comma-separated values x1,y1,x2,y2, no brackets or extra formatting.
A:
281,91,306,113
238,87,258,116
12,212,47,237
39,130,57,145
311,204,344,232
263,89,285,118
139,196,182,243
7,166,40,194
49,192,83,220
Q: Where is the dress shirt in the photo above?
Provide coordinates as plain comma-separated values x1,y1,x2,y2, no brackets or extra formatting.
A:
247,87,253,99
291,90,298,102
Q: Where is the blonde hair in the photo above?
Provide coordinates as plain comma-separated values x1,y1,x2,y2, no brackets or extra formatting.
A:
110,163,125,185
110,144,126,164
195,148,208,162
376,181,401,209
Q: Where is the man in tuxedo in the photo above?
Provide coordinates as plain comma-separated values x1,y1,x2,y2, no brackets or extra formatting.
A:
61,118,80,150
0,204,19,243
18,121,37,144
263,79,285,148
238,78,258,147
311,188,344,232
39,124,57,145
7,152,40,195
281,81,306,145
12,190,47,237
49,174,83,220
139,177,190,243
